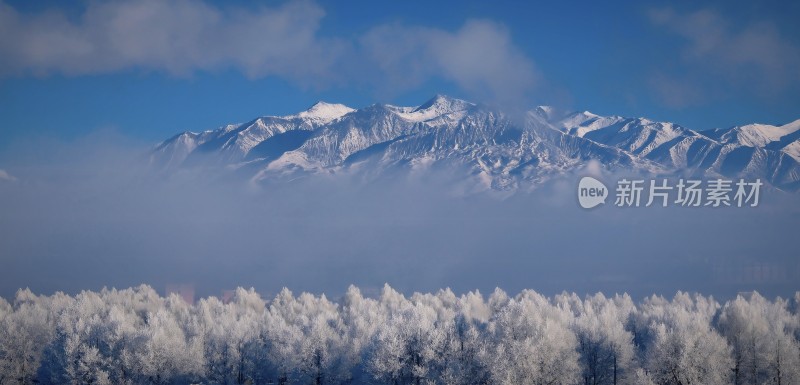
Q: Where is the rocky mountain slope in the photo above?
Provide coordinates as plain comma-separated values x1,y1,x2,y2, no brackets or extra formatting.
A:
150,95,800,191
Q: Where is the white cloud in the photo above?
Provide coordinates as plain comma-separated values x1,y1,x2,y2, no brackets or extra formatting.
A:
0,0,344,83
360,20,539,109
648,7,800,104
0,1,541,107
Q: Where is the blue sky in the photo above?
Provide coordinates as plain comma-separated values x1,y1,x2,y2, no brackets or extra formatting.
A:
1,0,799,150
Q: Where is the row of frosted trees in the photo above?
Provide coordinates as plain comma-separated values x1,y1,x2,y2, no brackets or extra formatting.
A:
0,285,798,385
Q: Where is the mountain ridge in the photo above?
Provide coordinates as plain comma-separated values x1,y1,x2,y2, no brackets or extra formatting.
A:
150,95,800,192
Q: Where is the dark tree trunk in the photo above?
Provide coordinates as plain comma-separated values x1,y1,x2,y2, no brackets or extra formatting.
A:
613,353,617,385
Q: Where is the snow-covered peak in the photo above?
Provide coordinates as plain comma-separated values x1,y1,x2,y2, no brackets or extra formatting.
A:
395,94,475,122
290,101,355,124
533,105,560,121
714,119,800,147
415,94,471,111
559,111,599,125
782,118,800,132
736,124,783,147
556,110,624,137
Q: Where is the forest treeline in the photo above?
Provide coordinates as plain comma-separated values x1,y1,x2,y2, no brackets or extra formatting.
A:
0,285,798,385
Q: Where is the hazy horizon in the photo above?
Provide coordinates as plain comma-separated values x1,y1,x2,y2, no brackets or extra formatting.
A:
1,129,798,302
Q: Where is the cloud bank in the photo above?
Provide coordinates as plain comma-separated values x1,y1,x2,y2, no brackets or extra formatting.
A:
1,131,798,301
0,0,540,106
359,20,539,108
0,0,342,82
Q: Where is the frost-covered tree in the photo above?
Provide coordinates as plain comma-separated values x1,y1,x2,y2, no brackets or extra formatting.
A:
37,290,113,385
132,306,203,385
427,290,492,385
457,290,491,324
718,292,800,385
557,292,637,385
294,292,351,385
263,289,303,385
196,287,270,385
0,289,67,385
793,291,800,342
437,313,490,385
101,286,162,385
640,293,732,385
367,299,448,385
0,297,10,323
341,284,385,383
2,286,799,385
263,288,353,385
487,288,510,317
487,290,580,385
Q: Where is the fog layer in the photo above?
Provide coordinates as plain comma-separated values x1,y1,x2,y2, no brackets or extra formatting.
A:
0,132,798,300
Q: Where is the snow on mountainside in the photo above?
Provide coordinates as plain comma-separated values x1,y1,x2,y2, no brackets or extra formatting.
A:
704,119,800,149
286,101,355,124
390,94,475,122
782,141,800,162
151,95,800,192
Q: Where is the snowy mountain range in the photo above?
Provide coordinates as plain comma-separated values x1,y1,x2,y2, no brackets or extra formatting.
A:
150,95,800,192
